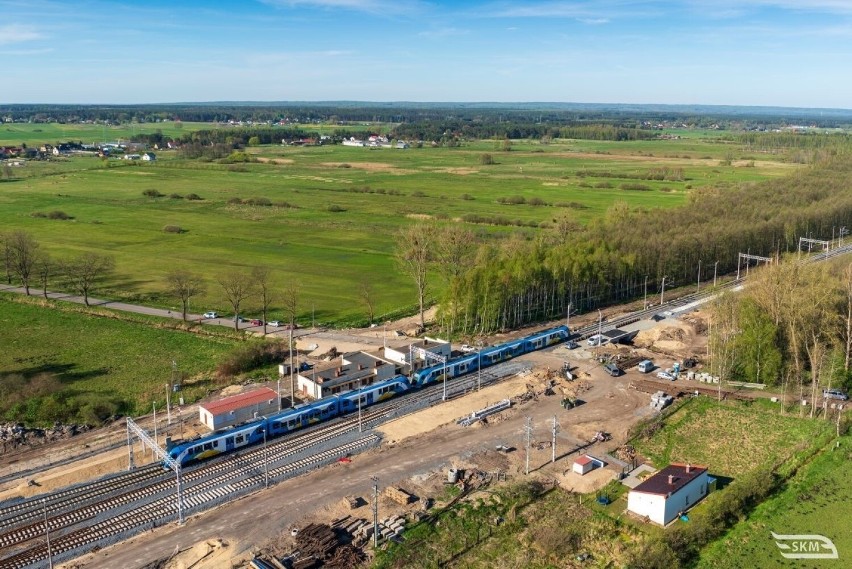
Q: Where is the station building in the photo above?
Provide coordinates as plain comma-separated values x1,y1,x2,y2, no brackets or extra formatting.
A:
198,387,279,431
297,350,397,399
383,337,451,371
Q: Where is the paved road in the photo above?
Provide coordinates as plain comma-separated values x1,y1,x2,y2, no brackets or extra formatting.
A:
0,284,316,338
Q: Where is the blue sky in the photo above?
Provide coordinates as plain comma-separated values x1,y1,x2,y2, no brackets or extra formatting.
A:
1,0,851,108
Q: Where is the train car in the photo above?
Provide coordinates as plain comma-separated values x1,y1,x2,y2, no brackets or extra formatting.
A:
168,420,266,466
337,375,411,414
266,397,340,437
522,326,570,352
478,337,526,367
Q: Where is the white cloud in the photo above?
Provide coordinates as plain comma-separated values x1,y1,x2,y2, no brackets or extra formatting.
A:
578,17,610,24
0,24,42,45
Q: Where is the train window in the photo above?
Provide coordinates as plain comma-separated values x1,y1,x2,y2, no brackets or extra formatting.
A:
204,443,213,451
236,435,243,443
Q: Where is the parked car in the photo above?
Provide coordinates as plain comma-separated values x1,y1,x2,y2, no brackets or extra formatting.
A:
565,340,580,349
459,344,476,353
657,371,675,381
268,320,282,327
603,363,622,377
250,319,264,326
202,311,219,319
587,334,608,347
823,388,849,401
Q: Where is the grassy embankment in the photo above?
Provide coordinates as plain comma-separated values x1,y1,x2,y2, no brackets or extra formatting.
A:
371,397,840,568
0,293,239,423
0,128,792,326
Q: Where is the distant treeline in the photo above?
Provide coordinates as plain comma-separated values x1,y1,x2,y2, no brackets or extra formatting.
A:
390,122,658,142
4,103,852,129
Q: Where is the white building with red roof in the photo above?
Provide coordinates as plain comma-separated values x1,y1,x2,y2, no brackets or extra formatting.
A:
198,387,278,431
627,463,709,526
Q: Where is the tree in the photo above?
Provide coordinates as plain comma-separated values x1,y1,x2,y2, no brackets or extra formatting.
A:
218,271,254,330
252,265,274,335
396,223,436,329
1,234,13,284
734,299,782,385
358,280,376,325
63,252,115,306
281,281,300,329
35,253,55,299
165,269,206,321
7,230,39,295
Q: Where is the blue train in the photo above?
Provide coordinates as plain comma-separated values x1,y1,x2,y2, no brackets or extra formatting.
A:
166,325,569,467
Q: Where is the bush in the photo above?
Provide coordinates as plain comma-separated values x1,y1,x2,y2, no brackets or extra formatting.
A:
48,210,72,219
460,193,475,200
143,189,164,198
337,163,352,168
163,225,184,233
480,153,494,165
169,193,183,199
185,193,203,201
245,197,272,207
620,183,651,191
411,191,426,197
327,204,346,212
498,195,526,205
227,197,244,205
217,341,289,377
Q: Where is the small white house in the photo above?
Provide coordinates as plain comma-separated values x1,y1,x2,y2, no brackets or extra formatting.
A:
198,387,278,431
142,152,156,161
573,455,595,475
627,463,709,526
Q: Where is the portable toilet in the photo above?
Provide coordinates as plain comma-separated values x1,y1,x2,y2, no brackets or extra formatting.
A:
638,360,654,373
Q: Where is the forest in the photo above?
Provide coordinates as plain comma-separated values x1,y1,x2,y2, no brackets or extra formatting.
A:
402,151,852,345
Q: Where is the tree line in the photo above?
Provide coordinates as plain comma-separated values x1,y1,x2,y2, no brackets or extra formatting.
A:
395,152,852,337
709,258,852,398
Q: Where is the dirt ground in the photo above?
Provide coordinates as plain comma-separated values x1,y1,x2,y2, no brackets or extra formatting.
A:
4,308,713,569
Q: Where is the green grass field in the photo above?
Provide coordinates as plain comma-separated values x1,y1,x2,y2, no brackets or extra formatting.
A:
0,125,795,325
696,433,851,569
634,398,831,477
0,294,237,421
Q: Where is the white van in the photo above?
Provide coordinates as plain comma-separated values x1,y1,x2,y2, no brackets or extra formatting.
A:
637,360,654,373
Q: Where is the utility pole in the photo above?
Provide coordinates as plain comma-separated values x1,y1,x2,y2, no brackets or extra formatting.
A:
152,402,157,452
477,340,483,391
42,499,53,569
566,303,571,329
697,259,701,293
714,261,719,287
263,424,269,489
371,476,379,548
358,378,363,433
643,276,648,309
524,417,533,475
289,328,295,407
551,415,559,464
165,383,171,427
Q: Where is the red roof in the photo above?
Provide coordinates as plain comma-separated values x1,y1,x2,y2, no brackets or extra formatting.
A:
575,455,593,466
201,387,277,416
631,463,708,496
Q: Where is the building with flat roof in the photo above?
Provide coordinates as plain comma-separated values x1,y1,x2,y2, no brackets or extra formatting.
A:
198,387,278,431
627,463,709,526
383,337,451,370
297,351,396,399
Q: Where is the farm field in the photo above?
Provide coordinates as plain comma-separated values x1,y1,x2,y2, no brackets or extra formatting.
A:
0,127,796,325
695,432,851,568
0,294,237,421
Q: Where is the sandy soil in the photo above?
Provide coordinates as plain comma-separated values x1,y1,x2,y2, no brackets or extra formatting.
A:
254,157,294,165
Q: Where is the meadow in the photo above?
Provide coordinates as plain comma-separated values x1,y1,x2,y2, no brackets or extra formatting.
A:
0,293,238,422
696,433,851,568
0,124,795,325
